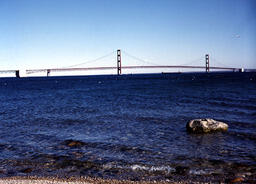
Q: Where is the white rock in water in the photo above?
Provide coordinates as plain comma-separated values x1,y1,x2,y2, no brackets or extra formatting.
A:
186,118,228,133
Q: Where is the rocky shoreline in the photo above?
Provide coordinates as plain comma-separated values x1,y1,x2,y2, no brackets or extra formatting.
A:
0,142,255,183
0,176,185,184
0,138,255,183
0,166,256,184
0,174,255,184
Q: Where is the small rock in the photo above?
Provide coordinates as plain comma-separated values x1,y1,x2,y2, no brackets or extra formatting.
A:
186,118,228,133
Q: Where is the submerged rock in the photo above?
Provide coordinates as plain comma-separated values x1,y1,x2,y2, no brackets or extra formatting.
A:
63,139,85,148
226,177,244,183
174,166,189,175
186,118,228,133
19,168,33,173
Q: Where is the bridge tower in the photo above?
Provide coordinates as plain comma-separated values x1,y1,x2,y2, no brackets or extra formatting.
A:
117,49,121,75
205,54,209,73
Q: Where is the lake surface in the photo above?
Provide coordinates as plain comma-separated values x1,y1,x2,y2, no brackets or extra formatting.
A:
0,72,255,182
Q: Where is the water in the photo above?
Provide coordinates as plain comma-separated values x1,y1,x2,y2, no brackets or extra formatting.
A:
0,72,255,182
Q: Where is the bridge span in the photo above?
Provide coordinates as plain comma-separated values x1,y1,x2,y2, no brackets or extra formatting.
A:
25,50,243,76
26,65,240,76
0,50,250,77
0,70,20,77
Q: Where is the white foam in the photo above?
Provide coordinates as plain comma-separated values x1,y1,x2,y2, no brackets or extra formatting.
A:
189,168,222,175
103,163,175,174
189,169,207,175
131,164,148,171
131,164,175,174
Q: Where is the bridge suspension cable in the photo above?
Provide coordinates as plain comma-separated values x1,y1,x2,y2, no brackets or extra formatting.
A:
180,56,205,66
26,50,116,74
64,50,116,68
122,50,160,66
123,51,206,67
210,57,231,68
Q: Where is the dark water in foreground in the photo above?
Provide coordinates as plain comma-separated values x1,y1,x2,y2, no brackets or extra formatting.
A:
0,72,255,182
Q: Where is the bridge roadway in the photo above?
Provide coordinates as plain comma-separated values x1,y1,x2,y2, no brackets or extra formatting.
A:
0,70,18,74
26,65,239,74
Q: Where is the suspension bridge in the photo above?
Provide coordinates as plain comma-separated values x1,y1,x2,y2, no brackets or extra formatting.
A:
0,50,250,77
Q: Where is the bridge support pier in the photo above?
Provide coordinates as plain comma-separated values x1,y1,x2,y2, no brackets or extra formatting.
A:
15,70,20,78
117,49,121,75
205,54,209,73
47,69,50,77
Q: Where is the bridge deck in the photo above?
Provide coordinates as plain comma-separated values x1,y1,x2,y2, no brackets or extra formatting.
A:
26,65,239,74
0,70,18,74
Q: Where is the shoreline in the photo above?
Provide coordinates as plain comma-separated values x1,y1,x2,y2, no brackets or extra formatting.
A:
0,176,188,184
0,175,254,184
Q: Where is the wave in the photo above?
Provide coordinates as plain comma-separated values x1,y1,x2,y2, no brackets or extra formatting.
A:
61,139,153,155
208,101,256,111
227,131,256,141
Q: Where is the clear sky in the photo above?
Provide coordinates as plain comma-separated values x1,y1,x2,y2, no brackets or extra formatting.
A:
0,0,255,75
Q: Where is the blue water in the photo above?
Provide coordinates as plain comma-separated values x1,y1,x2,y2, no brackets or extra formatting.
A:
0,72,255,181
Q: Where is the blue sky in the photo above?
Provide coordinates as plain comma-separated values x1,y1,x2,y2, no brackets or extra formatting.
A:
0,0,255,75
